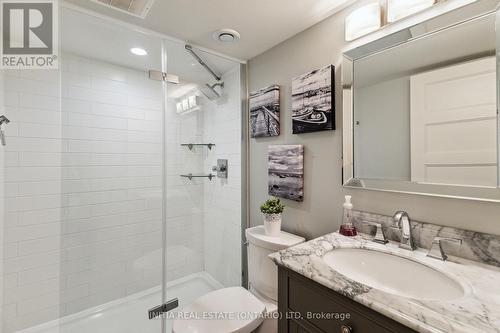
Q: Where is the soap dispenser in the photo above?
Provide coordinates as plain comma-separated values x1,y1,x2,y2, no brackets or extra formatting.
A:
339,195,357,236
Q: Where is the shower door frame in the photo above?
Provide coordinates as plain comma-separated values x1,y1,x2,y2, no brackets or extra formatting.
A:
239,63,250,289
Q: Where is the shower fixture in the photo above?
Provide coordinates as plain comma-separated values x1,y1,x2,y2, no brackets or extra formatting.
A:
201,82,224,101
185,44,225,101
185,44,221,81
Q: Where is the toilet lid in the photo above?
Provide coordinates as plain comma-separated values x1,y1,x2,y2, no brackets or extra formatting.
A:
172,287,266,333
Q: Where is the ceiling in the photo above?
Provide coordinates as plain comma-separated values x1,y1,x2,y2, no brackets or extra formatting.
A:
62,7,239,92
63,0,355,61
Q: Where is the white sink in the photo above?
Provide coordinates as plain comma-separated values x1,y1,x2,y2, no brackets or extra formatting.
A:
322,248,464,301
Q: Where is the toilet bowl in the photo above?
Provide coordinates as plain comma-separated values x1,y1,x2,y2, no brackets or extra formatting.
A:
172,226,305,333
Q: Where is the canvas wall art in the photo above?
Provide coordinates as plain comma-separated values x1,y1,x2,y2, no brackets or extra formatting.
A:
250,84,280,138
268,145,304,202
292,65,334,134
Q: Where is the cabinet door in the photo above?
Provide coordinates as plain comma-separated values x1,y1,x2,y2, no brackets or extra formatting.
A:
280,267,418,333
289,319,321,333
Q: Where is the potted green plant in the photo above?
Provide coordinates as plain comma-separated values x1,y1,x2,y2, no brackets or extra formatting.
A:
260,197,285,236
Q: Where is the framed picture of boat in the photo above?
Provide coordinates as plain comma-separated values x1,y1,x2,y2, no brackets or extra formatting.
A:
292,65,335,134
268,145,304,202
250,85,280,138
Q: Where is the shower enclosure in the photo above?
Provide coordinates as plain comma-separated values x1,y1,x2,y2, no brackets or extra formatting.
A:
0,4,246,333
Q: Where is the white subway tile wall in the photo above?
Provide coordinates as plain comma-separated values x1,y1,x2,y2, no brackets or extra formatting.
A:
1,54,242,332
1,54,164,332
164,67,242,287
165,97,205,282
203,68,242,287
0,71,6,332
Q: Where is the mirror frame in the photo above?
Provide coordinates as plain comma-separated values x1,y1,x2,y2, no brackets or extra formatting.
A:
342,0,500,203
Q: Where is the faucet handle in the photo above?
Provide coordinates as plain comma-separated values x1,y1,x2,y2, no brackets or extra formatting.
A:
362,221,388,244
427,236,462,261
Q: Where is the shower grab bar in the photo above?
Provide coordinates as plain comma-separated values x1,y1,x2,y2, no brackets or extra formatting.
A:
185,44,222,81
180,173,215,181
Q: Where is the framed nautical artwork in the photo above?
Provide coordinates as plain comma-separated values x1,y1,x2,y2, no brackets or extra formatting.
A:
292,65,335,134
268,145,304,202
250,85,280,138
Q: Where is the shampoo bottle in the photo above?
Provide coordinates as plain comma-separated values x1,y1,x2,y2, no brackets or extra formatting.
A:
339,195,357,236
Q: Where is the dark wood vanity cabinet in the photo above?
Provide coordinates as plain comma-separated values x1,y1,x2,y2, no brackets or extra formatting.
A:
278,266,418,333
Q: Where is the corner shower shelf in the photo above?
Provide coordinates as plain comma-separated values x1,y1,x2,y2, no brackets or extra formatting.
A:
180,173,215,181
181,143,215,150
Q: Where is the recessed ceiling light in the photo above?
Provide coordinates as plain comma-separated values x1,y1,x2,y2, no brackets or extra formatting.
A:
212,29,241,43
130,47,148,56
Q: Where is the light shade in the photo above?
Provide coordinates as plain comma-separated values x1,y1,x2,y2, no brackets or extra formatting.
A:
387,0,436,23
130,47,148,56
345,3,382,41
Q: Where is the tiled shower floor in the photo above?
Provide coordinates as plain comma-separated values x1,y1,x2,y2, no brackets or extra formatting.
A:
17,272,223,333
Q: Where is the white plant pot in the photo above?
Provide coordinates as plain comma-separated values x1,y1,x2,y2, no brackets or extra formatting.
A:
263,213,282,237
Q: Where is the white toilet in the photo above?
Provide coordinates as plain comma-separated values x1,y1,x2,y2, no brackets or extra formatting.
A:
172,226,305,333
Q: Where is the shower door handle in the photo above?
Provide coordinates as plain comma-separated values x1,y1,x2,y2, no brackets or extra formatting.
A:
148,298,179,319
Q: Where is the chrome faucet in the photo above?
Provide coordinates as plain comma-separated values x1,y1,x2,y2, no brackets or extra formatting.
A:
393,211,416,251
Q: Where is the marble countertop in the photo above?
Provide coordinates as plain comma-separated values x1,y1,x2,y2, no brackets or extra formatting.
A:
270,232,500,333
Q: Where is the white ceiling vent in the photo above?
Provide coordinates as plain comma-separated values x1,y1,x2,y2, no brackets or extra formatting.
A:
90,0,156,18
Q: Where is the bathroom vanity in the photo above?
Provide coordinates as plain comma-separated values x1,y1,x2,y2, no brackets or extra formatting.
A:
277,266,417,333
271,215,500,333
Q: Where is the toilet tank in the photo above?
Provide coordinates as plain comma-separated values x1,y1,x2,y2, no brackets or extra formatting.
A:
245,226,305,301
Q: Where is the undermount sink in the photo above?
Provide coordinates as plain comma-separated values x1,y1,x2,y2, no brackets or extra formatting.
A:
322,248,464,301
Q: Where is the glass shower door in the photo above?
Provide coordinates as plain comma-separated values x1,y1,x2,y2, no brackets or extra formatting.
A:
162,40,244,332
0,5,244,332
1,6,167,333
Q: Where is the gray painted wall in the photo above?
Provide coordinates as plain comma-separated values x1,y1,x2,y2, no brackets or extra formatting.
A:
248,2,500,239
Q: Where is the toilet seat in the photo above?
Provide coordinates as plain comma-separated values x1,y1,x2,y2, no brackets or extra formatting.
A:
172,287,266,333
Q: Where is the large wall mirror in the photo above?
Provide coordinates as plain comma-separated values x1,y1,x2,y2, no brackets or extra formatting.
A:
342,0,500,202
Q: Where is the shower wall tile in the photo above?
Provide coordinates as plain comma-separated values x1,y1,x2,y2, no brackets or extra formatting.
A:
163,65,242,287
2,54,243,331
164,99,205,283
203,67,243,288
1,54,163,332
2,63,63,332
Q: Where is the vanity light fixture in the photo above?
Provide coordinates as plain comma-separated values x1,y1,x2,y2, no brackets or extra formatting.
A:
130,47,148,56
345,3,382,41
387,0,436,23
